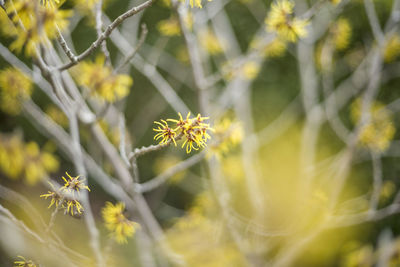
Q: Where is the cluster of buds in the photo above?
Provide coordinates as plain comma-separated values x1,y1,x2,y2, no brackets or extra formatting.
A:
153,112,213,153
40,172,89,216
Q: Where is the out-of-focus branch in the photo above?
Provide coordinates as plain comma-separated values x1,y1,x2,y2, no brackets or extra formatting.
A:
364,0,385,45
136,151,206,193
115,23,148,73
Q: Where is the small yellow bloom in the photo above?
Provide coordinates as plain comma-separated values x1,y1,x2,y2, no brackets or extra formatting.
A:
263,38,288,58
331,18,352,51
14,256,37,267
241,61,260,80
157,17,181,36
153,120,178,146
77,57,133,102
209,117,243,158
179,0,213,8
265,0,309,42
61,172,90,195
199,29,225,55
383,34,400,63
155,113,213,153
0,67,32,115
7,0,72,56
351,99,396,152
102,202,139,244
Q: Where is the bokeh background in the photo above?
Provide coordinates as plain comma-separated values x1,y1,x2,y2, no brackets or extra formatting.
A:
1,0,400,266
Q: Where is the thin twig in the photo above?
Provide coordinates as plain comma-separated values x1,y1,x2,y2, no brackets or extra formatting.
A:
57,0,155,71
115,23,148,73
95,0,111,64
136,151,206,193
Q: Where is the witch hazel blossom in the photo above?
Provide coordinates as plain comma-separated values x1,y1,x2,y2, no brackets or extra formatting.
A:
153,112,213,153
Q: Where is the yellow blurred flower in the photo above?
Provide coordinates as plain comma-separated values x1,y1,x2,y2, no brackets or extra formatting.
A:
157,17,181,36
351,99,396,152
263,38,288,58
265,0,309,42
77,56,133,102
199,29,225,55
46,105,69,128
102,202,139,244
331,18,352,51
209,117,243,158
241,61,260,80
383,34,400,63
0,135,59,185
7,0,72,56
0,67,32,115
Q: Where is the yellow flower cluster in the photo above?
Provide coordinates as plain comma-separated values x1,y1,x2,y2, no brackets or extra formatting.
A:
77,57,133,103
0,67,32,115
265,0,309,42
153,112,213,153
383,34,400,63
331,18,352,51
3,0,72,56
351,99,396,152
40,172,89,216
14,256,37,267
102,202,139,244
0,135,59,185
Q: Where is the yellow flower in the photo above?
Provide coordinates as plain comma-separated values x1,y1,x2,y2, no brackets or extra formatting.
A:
40,180,85,216
0,135,59,185
209,117,243,158
331,18,352,51
77,57,133,102
14,256,37,267
24,142,59,185
383,34,400,63
265,0,309,42
61,172,90,195
155,113,213,153
153,119,178,146
157,17,181,36
46,105,69,128
40,188,63,209
0,67,32,115
241,61,260,80
65,199,84,216
7,0,72,56
329,0,342,5
102,202,139,244
179,0,213,8
262,38,288,58
199,29,224,55
351,99,396,152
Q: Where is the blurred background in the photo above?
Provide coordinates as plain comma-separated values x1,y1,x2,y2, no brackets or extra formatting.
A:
1,0,400,266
